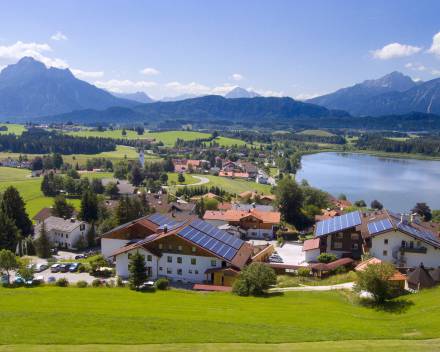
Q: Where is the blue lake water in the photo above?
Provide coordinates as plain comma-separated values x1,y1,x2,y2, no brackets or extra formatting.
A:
296,152,440,212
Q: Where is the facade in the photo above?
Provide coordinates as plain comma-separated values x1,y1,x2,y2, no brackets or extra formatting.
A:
35,216,89,250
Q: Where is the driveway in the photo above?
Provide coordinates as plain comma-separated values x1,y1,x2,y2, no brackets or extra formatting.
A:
269,282,354,292
276,242,306,266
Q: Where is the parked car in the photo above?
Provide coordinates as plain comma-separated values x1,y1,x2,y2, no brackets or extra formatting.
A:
139,280,155,291
50,264,61,273
47,276,56,283
1,274,9,284
74,254,85,260
34,263,48,272
14,275,25,285
60,264,71,273
69,263,80,272
50,248,58,255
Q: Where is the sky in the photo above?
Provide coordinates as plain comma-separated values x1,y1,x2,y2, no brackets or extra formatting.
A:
0,0,440,100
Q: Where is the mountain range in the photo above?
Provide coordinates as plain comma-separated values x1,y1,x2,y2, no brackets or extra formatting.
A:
111,91,154,104
224,87,261,99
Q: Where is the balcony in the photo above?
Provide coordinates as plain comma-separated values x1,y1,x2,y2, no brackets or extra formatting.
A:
400,246,427,254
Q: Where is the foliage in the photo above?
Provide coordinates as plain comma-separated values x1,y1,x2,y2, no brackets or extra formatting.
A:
86,223,96,248
128,251,148,290
354,200,367,207
76,280,88,288
79,190,99,222
55,278,69,287
105,182,119,199
1,186,32,236
232,263,276,296
52,195,74,219
116,195,148,225
354,262,396,303
0,207,20,251
89,255,108,274
34,221,51,258
370,200,383,210
0,249,18,284
412,202,432,221
297,267,311,277
317,253,337,264
155,277,169,290
92,279,102,287
275,176,305,228
177,173,185,183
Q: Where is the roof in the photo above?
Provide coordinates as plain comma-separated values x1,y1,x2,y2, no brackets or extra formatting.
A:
407,264,435,289
32,207,52,221
355,257,383,271
219,171,249,178
42,216,86,233
232,204,274,212
203,209,281,224
101,178,135,194
303,238,320,251
192,284,232,292
310,257,354,272
315,211,362,237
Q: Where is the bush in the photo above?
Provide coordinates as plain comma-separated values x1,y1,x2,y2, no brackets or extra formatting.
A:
76,280,88,288
116,276,125,287
92,278,102,287
106,279,115,288
56,278,69,287
155,278,169,290
317,253,337,264
354,262,396,303
232,263,276,297
297,267,311,277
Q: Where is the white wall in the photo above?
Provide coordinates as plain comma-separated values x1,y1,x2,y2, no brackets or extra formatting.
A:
47,223,89,250
305,248,320,262
245,227,274,240
101,238,131,258
370,230,440,268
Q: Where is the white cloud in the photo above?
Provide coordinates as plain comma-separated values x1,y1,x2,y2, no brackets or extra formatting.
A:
254,89,284,97
165,81,212,95
71,68,104,79
140,67,160,76
0,65,5,72
0,41,68,68
428,31,440,57
372,42,422,60
295,93,321,100
50,31,68,41
231,73,243,81
94,79,157,92
432,69,440,76
405,62,427,71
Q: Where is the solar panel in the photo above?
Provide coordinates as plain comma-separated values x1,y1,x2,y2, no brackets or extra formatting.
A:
397,222,440,247
315,211,362,237
367,218,393,235
147,213,170,226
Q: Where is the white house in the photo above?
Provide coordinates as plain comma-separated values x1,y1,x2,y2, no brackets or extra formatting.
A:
36,216,89,250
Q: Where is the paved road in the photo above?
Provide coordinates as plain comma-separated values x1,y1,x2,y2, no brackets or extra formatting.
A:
163,175,210,189
269,282,354,292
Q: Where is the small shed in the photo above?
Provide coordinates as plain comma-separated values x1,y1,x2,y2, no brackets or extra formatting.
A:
407,264,435,290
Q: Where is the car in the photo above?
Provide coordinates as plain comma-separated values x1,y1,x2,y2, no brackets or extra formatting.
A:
50,264,61,273
34,263,48,272
1,274,9,284
14,275,25,285
69,263,80,272
60,264,71,273
47,276,56,283
139,280,155,291
74,254,85,260
50,248,58,255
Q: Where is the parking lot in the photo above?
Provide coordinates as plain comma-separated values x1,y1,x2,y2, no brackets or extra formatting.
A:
248,240,306,266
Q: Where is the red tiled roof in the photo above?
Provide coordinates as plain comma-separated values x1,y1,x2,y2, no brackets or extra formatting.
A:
203,209,280,224
310,257,354,271
303,238,320,251
219,171,249,178
192,284,232,292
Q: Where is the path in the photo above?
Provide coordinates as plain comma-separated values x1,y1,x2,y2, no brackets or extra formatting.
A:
163,175,210,189
269,282,354,292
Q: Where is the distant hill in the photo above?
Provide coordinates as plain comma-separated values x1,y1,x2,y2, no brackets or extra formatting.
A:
0,57,136,118
160,93,202,102
308,72,418,115
111,91,154,103
225,87,260,99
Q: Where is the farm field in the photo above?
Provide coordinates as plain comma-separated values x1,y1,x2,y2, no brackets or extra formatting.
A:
297,129,336,137
0,286,440,348
166,172,198,185
0,123,26,135
195,174,272,195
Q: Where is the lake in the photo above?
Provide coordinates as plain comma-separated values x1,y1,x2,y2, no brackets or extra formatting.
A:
296,152,440,212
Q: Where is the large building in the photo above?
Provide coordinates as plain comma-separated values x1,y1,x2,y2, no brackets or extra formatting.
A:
304,210,440,269
105,213,266,286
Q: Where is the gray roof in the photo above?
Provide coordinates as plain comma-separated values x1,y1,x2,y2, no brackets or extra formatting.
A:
42,216,86,233
232,204,274,212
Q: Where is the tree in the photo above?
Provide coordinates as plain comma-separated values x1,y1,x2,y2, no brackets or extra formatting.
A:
105,182,120,199
0,207,20,251
52,195,74,219
128,251,147,290
370,200,383,210
31,157,43,171
159,173,168,185
79,190,99,223
1,186,32,237
0,249,18,285
91,178,105,194
52,153,64,169
275,176,304,225
121,128,127,136
355,262,396,303
34,221,51,258
195,198,205,218
412,202,432,221
178,173,185,183
130,164,144,187
87,223,96,248
135,126,144,135
232,263,276,296
354,200,367,208
338,194,347,201
116,196,146,225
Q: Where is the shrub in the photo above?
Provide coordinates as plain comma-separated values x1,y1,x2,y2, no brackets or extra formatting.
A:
76,280,88,288
92,278,102,287
317,253,337,264
354,262,396,303
297,267,311,277
155,278,169,290
106,279,115,288
116,276,125,287
56,278,69,287
232,263,276,297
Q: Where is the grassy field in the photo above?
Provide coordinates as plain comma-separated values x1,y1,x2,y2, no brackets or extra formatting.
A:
0,167,112,218
212,136,247,147
277,272,357,288
0,123,26,135
167,172,198,185
298,129,336,137
197,175,272,195
0,286,440,349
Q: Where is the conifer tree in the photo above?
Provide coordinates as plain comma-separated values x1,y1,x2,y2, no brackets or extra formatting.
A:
129,251,147,290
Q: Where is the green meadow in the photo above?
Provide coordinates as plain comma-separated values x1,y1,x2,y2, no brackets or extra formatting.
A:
198,175,272,195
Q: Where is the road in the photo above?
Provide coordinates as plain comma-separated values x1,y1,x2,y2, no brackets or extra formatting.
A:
163,175,210,189
269,282,354,292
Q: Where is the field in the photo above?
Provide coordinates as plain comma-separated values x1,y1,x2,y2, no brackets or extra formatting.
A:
196,175,272,195
0,286,440,350
297,129,336,137
0,167,112,218
0,123,26,135
167,172,198,185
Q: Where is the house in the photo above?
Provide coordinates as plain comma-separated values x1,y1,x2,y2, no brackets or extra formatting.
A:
109,213,254,286
303,238,321,262
35,216,89,250
173,159,209,173
218,171,250,179
237,161,258,178
32,207,53,225
238,191,275,205
231,203,275,212
101,178,136,196
407,263,436,290
190,192,221,202
355,257,407,290
203,208,281,239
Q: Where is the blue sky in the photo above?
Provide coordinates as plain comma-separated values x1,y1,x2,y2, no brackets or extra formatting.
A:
0,0,440,99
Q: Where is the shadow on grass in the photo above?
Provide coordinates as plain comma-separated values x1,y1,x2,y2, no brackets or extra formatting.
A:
359,297,414,314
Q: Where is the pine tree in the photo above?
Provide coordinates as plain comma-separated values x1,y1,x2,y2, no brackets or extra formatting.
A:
129,251,147,290
79,190,99,223
130,164,144,186
87,223,96,248
1,187,32,237
52,195,74,219
0,208,20,251
34,221,51,258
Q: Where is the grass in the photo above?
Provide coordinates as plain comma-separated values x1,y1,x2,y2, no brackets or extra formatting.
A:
0,286,440,347
167,172,198,185
212,136,247,147
277,271,357,288
0,123,26,135
298,129,335,137
195,174,272,195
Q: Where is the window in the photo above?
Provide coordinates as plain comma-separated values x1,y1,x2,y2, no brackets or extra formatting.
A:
191,246,196,253
334,241,343,249
167,256,172,263
401,240,407,248
177,245,182,251
177,257,182,264
147,255,152,262
158,243,163,249
384,239,388,245
66,234,69,239
159,267,163,271
191,258,197,265
168,244,172,250
383,250,388,256
211,260,216,267
351,233,358,240
195,270,199,275
352,243,359,250
336,233,344,239
167,268,172,274
177,269,182,276
188,269,193,274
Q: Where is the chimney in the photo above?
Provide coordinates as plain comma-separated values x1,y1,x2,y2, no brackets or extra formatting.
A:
410,214,414,223
163,224,168,233
70,217,75,223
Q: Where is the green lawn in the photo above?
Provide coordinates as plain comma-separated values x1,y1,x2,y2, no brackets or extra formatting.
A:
167,172,198,185
297,129,335,137
0,286,440,348
0,123,26,135
212,136,246,147
198,175,272,195
277,272,357,288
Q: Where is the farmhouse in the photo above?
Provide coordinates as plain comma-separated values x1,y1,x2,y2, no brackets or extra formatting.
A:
35,216,89,250
108,213,254,286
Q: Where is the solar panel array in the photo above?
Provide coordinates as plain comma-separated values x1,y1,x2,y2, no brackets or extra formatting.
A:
367,218,393,235
177,219,244,261
315,211,362,237
397,222,440,248
147,213,170,226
